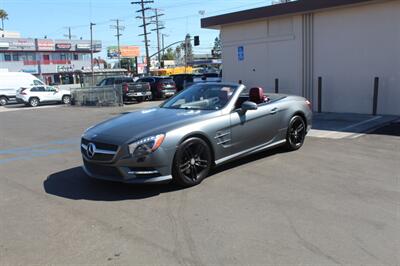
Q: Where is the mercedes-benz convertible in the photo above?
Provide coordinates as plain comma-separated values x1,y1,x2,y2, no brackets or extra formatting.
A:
81,82,312,187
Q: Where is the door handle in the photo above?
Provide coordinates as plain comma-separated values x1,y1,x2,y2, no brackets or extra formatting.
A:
270,107,279,114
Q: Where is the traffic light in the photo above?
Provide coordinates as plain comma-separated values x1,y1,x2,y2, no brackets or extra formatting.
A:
194,36,200,46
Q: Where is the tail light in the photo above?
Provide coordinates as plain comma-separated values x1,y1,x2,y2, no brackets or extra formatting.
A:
122,83,129,93
305,100,312,110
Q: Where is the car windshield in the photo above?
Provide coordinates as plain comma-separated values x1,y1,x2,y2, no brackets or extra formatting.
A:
161,83,238,110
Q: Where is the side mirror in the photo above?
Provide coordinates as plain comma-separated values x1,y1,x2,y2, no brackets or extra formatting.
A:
241,101,258,113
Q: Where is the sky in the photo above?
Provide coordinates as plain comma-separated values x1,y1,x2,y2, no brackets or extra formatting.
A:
0,0,273,59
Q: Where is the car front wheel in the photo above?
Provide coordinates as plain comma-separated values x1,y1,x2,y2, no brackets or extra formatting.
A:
172,137,212,187
29,97,40,107
0,96,8,106
286,115,306,151
62,95,71,104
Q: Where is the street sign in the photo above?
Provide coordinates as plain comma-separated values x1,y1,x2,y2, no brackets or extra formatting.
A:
238,46,244,61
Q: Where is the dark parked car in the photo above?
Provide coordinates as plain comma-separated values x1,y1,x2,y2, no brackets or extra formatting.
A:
97,76,151,102
136,76,177,99
193,72,222,83
170,74,202,92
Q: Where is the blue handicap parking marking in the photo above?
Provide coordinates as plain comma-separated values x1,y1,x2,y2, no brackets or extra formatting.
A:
0,138,80,165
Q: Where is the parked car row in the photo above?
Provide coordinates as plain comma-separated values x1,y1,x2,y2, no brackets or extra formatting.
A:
0,71,222,107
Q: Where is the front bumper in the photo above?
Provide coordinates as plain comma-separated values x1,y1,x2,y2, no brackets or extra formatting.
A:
82,163,172,184
81,139,175,184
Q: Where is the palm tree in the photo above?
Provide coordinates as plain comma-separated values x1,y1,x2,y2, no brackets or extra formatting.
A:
0,9,8,31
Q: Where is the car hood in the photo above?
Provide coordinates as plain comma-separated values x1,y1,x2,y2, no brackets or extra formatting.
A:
84,107,216,144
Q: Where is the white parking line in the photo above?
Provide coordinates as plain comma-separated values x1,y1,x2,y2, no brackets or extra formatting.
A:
309,116,384,139
0,105,62,113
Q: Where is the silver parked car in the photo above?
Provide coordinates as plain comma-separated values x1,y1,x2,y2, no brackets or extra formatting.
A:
81,83,312,187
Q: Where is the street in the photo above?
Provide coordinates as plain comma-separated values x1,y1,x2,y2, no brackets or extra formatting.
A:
0,103,399,265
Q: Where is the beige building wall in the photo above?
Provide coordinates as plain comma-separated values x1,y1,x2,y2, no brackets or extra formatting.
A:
219,0,400,115
313,0,400,115
221,16,303,96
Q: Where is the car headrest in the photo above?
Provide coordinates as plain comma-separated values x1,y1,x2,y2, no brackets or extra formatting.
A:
249,87,265,104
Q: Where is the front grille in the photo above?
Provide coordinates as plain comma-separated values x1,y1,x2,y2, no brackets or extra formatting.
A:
84,160,122,178
81,138,118,151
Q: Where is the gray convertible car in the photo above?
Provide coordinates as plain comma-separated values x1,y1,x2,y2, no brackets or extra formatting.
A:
81,82,312,187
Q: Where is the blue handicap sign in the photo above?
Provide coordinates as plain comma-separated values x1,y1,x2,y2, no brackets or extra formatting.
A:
238,46,244,61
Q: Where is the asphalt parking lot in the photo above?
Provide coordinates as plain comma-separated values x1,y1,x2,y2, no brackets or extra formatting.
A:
0,103,399,265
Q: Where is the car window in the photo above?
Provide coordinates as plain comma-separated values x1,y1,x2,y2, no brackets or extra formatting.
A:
114,78,123,84
140,78,153,83
33,80,44,86
98,79,106,86
45,86,56,92
123,78,133,83
160,78,174,84
32,86,46,92
161,84,238,110
105,78,114,85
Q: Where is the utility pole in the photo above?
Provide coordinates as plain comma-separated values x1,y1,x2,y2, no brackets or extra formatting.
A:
90,22,96,85
150,9,164,68
131,0,154,74
110,19,125,68
63,27,76,40
161,33,169,58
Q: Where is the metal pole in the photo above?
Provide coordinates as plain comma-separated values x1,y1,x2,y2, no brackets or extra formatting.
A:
373,77,379,116
90,22,95,86
68,27,72,40
318,76,322,113
274,78,279,94
116,19,121,68
162,34,165,57
184,36,188,71
154,9,161,68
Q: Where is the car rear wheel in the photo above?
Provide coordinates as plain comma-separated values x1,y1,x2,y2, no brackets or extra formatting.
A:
286,115,306,151
172,137,212,187
62,95,71,104
0,96,8,106
29,97,40,107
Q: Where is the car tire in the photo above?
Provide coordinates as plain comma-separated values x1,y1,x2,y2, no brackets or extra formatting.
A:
29,97,40,107
0,96,8,106
172,137,212,187
285,115,306,151
62,95,71,105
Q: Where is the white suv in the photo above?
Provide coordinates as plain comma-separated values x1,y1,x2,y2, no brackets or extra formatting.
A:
16,86,71,107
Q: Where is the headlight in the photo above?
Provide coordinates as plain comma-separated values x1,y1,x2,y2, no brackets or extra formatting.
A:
128,134,165,157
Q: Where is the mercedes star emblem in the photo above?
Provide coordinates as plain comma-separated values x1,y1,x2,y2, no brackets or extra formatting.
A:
87,143,96,158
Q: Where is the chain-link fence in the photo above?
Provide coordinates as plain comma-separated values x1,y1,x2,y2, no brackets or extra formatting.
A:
71,85,123,107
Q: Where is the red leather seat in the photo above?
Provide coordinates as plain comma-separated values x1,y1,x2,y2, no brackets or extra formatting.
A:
249,87,265,104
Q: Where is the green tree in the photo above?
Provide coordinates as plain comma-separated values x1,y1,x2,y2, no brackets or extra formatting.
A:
162,48,175,60
212,37,222,58
0,9,8,31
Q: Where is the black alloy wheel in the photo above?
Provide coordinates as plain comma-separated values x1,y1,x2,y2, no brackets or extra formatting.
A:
173,137,212,187
286,115,306,151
